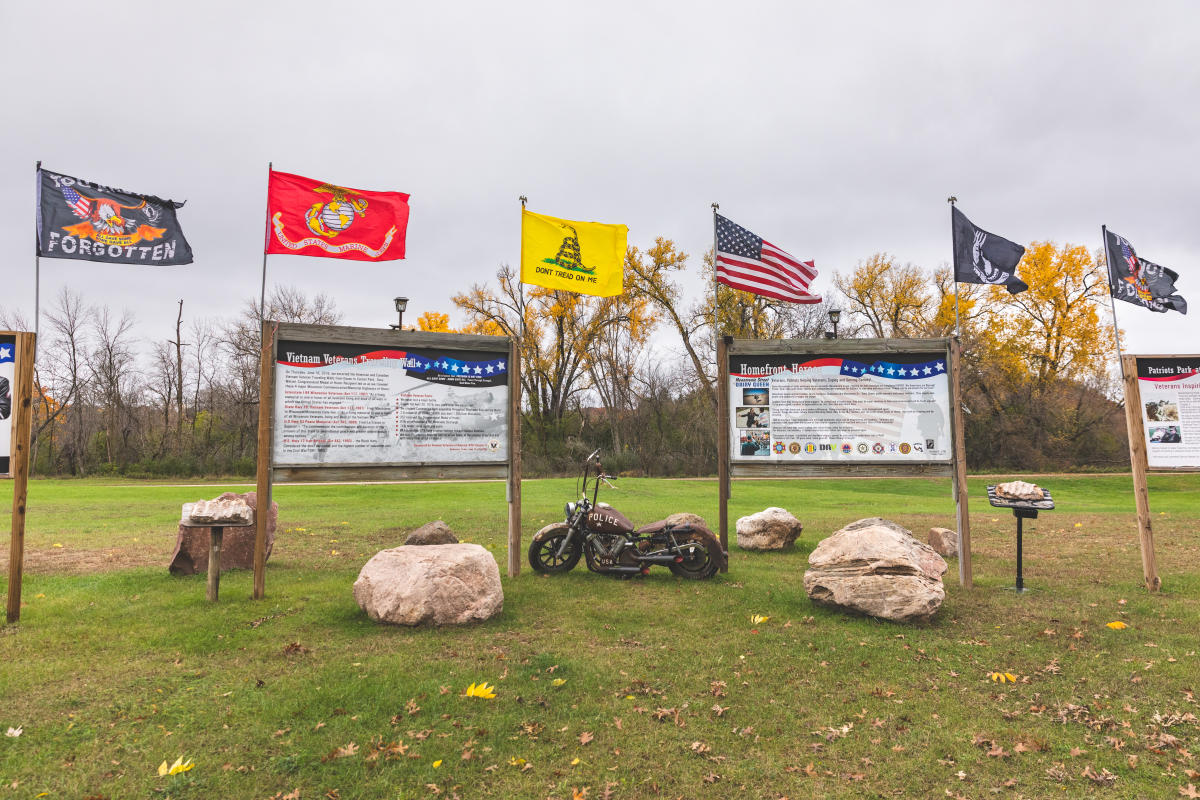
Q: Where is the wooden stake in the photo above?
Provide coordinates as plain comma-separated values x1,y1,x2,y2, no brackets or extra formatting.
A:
1121,354,1159,591
252,320,275,600
207,527,224,602
507,338,522,577
717,335,730,554
5,332,35,623
949,338,973,587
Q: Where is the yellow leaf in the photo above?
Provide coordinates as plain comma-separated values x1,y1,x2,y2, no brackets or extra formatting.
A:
465,681,497,699
52,543,63,548
1107,621,1127,630
509,756,526,767
750,614,770,625
551,678,567,687
1005,673,1017,683
157,760,169,776
433,759,442,768
570,757,581,766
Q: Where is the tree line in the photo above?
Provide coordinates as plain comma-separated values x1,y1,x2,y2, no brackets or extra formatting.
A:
3,238,1130,478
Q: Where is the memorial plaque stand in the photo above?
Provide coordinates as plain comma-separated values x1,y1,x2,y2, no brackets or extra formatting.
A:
986,486,1054,592
180,503,254,603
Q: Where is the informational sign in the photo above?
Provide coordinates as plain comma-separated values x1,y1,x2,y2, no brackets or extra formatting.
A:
273,339,509,466
728,351,952,462
1135,356,1200,469
0,333,13,475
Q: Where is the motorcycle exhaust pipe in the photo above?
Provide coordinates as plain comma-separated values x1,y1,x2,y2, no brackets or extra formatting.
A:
602,565,647,575
635,554,686,565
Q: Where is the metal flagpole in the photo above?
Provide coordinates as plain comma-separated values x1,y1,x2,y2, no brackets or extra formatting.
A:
711,203,720,337
34,161,42,343
1101,225,1127,383
259,162,273,327
948,196,961,341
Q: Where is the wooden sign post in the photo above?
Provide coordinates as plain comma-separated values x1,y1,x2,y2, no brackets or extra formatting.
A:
1119,354,1200,592
4,331,37,624
252,322,522,599
719,336,973,586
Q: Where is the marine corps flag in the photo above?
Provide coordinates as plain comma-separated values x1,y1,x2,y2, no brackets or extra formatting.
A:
520,209,627,296
1103,228,1187,314
951,206,1027,294
266,170,410,261
36,168,193,265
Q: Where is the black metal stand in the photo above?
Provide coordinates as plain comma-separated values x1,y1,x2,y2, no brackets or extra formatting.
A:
986,486,1054,594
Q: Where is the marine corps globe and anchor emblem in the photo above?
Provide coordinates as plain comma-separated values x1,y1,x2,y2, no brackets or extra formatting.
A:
305,183,369,238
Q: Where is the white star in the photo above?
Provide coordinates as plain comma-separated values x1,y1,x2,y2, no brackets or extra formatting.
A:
485,364,494,373
923,366,932,375
451,363,460,372
898,367,908,376
473,366,482,374
886,367,895,375
935,361,945,371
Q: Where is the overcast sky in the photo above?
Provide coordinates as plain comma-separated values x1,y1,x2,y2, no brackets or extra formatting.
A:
1,1,1196,358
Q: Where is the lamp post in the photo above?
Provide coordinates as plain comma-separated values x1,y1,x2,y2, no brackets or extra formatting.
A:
391,296,409,330
828,308,841,339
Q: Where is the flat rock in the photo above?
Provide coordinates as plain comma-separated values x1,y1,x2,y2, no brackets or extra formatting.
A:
736,507,803,550
666,512,708,528
928,527,958,558
803,517,947,623
404,520,459,545
169,491,277,576
183,497,253,526
353,543,502,626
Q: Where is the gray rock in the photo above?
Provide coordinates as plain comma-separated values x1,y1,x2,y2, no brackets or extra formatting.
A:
353,543,502,626
169,491,277,576
666,512,708,528
404,520,459,546
803,517,947,623
736,507,803,550
928,527,958,558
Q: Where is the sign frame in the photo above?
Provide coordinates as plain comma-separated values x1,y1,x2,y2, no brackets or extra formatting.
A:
4,330,36,624
1119,353,1200,592
252,322,522,599
718,336,973,586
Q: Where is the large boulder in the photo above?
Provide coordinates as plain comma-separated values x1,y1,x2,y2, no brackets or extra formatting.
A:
169,491,277,576
736,507,803,550
928,527,958,558
803,518,947,623
666,512,708,528
353,543,502,626
404,520,459,546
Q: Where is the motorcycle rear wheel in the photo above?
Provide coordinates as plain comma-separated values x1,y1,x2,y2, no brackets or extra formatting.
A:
528,525,582,574
668,537,719,580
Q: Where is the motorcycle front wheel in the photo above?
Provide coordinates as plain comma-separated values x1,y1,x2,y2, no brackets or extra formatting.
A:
668,536,720,580
528,523,583,574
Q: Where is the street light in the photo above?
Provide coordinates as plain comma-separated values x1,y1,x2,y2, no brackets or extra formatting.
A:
828,307,841,339
391,296,409,330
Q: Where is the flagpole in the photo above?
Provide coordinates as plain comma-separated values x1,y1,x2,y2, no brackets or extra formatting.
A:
259,162,273,326
518,194,527,312
948,196,961,341
711,203,720,337
34,160,41,343
1101,225,1127,383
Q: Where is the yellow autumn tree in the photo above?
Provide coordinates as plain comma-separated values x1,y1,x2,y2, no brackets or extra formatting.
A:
834,253,932,338
415,311,454,332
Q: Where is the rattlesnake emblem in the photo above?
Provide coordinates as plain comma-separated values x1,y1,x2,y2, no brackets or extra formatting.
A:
305,183,369,238
542,225,596,274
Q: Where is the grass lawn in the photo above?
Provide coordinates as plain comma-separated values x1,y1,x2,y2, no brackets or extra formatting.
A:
1,473,1199,799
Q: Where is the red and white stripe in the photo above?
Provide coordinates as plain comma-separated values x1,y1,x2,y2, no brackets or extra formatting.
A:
716,240,821,304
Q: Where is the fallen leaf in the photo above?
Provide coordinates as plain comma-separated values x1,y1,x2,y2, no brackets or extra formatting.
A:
579,731,594,746
464,682,497,699
4,727,21,738
1180,784,1200,799
330,743,358,759
1106,621,1128,630
551,678,567,687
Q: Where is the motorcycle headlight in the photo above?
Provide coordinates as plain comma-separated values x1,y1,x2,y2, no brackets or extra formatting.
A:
565,502,576,519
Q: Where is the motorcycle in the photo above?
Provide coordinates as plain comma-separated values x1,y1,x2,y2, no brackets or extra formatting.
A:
528,449,726,580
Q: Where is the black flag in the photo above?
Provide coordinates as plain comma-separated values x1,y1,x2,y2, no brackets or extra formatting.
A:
951,206,1027,294
36,168,193,265
1103,228,1187,315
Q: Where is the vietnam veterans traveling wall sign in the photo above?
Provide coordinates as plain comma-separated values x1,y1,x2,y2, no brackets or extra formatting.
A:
1133,356,1200,469
728,350,952,464
273,338,509,467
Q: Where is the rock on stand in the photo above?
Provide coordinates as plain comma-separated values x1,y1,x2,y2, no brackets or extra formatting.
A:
354,544,503,626
736,507,803,550
803,518,948,623
169,491,277,576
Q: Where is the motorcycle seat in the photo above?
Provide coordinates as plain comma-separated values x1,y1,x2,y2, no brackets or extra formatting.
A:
636,519,681,535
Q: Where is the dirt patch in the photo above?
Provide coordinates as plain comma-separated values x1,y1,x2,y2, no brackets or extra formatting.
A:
0,547,164,575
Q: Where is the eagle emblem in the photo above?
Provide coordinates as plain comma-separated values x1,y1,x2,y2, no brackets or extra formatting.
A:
305,184,369,238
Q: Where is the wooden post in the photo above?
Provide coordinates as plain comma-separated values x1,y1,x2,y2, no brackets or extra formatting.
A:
949,338,973,587
252,321,274,600
1121,354,1159,591
717,336,730,553
507,338,522,577
207,527,224,602
5,332,36,624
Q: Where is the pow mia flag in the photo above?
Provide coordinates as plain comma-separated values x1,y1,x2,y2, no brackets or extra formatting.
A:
36,168,193,265
1103,228,1187,315
951,206,1027,294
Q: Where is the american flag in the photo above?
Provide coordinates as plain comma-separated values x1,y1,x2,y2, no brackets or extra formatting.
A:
61,186,91,219
715,214,820,304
